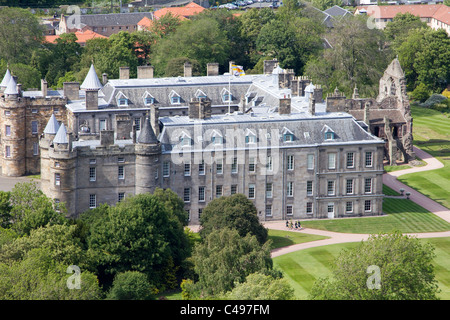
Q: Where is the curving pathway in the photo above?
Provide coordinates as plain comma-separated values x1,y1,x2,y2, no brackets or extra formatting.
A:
264,146,450,257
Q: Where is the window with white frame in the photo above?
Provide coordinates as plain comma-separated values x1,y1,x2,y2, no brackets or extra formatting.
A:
248,184,256,199
198,186,206,202
31,121,38,134
307,154,314,170
89,194,96,209
306,202,313,214
287,155,294,170
231,184,237,195
134,118,141,131
365,151,373,167
100,119,107,131
169,90,181,104
364,200,372,212
346,201,353,213
55,173,61,186
307,181,313,196
328,153,336,170
249,157,256,172
199,160,205,175
346,152,354,168
89,167,96,182
118,193,125,202
286,205,293,216
231,157,238,173
118,166,124,180
287,181,294,197
216,185,223,198
346,179,354,195
221,88,232,102
184,188,191,202
327,203,334,214
266,156,273,171
184,163,191,176
265,205,272,217
163,161,170,177
216,159,223,174
327,180,335,196
266,183,273,198
5,146,10,158
5,125,11,136
365,178,373,194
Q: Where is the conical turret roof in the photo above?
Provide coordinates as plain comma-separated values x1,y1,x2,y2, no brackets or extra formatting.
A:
4,76,18,95
137,116,158,144
53,123,68,144
80,64,102,91
0,69,11,88
44,114,60,135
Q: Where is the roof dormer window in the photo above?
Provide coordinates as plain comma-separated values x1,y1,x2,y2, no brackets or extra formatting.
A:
245,129,257,144
221,88,232,103
143,92,155,105
116,91,129,106
322,125,336,141
195,89,207,99
282,127,294,142
169,90,181,105
210,130,223,145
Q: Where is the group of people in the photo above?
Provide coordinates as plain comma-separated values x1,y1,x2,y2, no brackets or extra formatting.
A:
286,220,303,230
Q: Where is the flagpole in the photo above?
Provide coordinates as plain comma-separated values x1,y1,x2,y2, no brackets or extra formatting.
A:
228,71,231,114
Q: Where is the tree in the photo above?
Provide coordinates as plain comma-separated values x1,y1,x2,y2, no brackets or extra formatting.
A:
310,0,342,10
0,7,44,64
85,193,190,290
9,181,67,236
153,187,190,226
309,232,440,300
222,272,295,300
0,224,87,270
106,271,158,300
384,13,428,50
0,248,102,300
199,193,268,245
304,15,392,97
0,191,12,229
151,17,230,76
189,228,273,297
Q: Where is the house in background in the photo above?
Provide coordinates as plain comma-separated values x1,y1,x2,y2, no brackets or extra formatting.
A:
355,4,450,35
45,30,107,46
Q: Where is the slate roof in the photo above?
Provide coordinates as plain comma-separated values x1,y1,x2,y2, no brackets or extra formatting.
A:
54,123,68,144
348,109,407,125
324,5,352,17
81,64,103,91
66,12,154,27
4,77,18,95
0,69,11,88
158,111,382,154
137,116,158,144
44,114,60,135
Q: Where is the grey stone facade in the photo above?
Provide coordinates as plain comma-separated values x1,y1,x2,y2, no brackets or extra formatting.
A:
0,59,395,225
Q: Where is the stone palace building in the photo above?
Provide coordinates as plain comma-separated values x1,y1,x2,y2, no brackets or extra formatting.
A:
0,59,413,223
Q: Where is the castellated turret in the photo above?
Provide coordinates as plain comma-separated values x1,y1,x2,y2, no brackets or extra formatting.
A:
0,75,26,176
41,122,78,216
135,111,161,195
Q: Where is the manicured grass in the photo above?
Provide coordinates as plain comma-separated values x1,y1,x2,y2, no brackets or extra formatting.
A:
273,237,450,300
384,164,412,172
268,229,329,250
301,198,450,234
383,184,400,196
398,105,450,209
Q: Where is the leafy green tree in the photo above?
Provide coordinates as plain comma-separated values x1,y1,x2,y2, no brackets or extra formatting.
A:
152,187,190,226
9,181,67,236
0,191,12,229
151,17,230,76
0,224,87,269
256,9,324,75
410,82,430,103
85,193,190,289
222,272,295,300
0,7,44,64
310,0,342,10
190,228,273,297
106,271,158,300
199,193,268,245
384,13,428,50
309,232,440,300
150,12,182,39
0,248,102,300
305,15,392,97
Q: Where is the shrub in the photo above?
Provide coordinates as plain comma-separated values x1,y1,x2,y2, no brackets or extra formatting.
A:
420,94,448,109
410,83,430,102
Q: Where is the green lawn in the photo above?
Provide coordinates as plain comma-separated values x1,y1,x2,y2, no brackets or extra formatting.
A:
273,237,450,300
268,229,329,250
397,105,450,209
383,184,400,196
301,198,450,234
